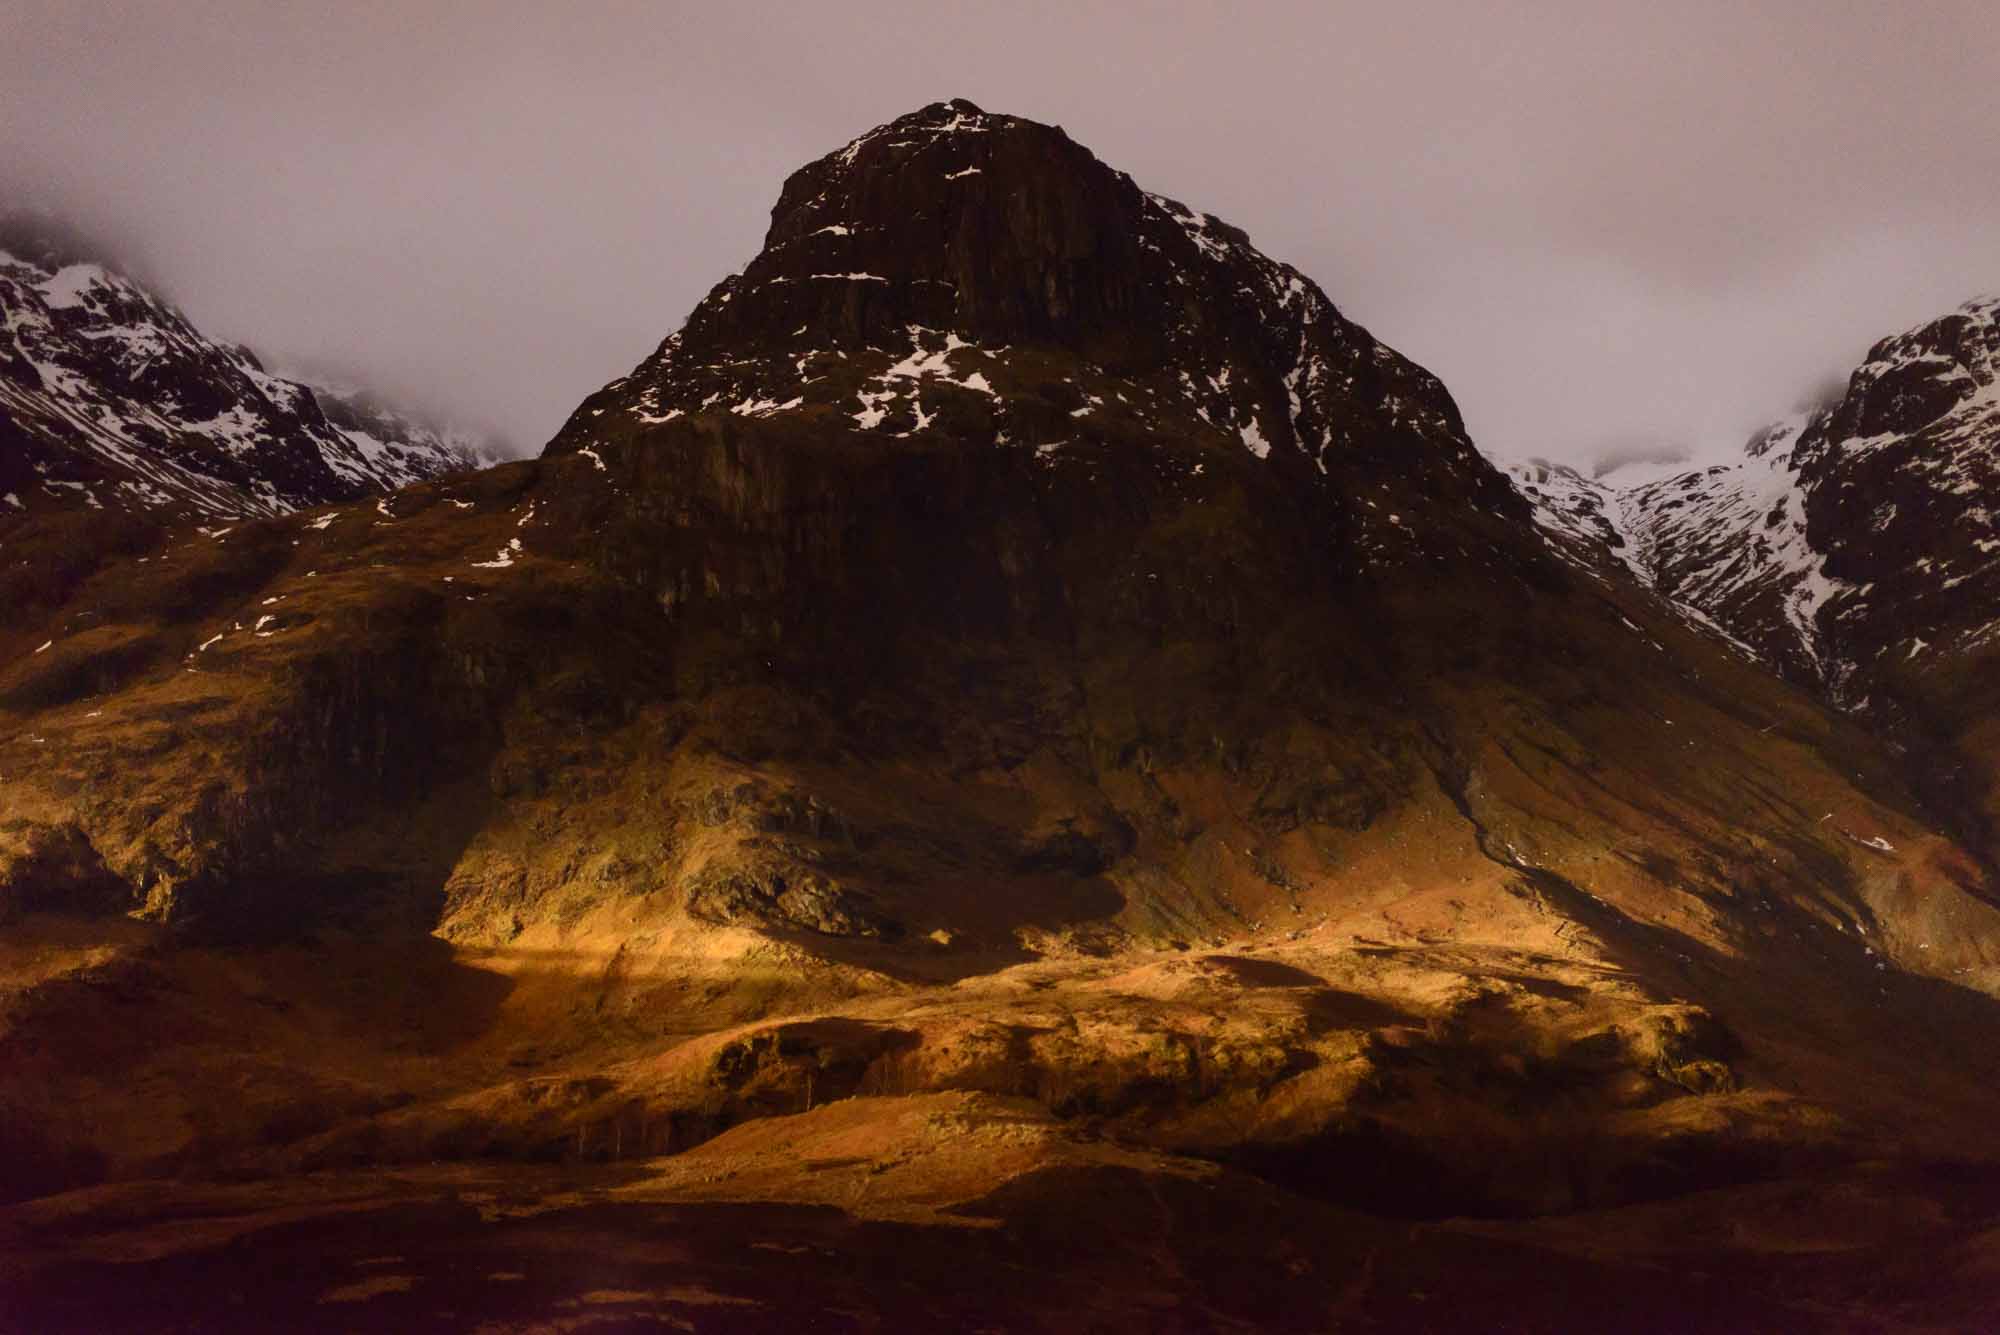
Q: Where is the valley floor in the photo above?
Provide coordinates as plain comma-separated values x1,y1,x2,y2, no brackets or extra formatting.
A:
6,1128,2000,1332
6,909,2000,1333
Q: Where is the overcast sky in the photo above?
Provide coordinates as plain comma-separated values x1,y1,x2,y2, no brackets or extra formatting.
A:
4,1,1997,464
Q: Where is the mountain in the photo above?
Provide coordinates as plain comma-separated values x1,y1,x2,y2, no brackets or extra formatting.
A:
548,101,1507,516
6,104,2000,1329
0,217,493,524
1506,295,2000,858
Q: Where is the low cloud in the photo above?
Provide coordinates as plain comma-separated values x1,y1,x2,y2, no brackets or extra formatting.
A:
4,1,1994,461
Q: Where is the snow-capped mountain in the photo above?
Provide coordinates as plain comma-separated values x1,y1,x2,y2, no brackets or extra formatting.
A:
549,99,1522,547
1505,425,1835,679
0,222,494,521
1507,295,2000,705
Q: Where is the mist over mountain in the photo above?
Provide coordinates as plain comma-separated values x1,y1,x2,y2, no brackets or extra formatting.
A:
0,230,498,526
0,208,164,295
6,3,1998,463
1587,438,1694,480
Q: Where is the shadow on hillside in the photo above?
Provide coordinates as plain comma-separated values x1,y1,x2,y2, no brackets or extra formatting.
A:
1516,859,2000,1137
24,1156,1996,1333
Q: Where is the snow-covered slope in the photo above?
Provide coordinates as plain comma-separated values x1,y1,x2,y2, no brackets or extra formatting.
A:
1503,296,2000,705
0,228,493,521
1502,457,1650,582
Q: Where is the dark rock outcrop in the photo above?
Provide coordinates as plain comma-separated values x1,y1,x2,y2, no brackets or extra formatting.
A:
0,822,135,922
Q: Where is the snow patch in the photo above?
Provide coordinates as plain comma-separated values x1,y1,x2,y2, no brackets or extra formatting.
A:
731,395,805,418
472,537,524,570
36,264,105,310
1240,418,1271,460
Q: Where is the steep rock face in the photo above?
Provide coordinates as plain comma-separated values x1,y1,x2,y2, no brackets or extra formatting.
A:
3,105,2000,1303
551,100,1516,525
1794,299,2000,674
0,220,491,523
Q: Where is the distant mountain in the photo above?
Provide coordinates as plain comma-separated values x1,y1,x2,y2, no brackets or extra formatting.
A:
1508,298,2000,692
0,221,495,522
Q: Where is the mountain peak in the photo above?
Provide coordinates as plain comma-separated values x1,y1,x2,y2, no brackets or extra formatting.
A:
547,106,1512,519
746,99,1177,361
1505,287,2000,706
861,96,992,131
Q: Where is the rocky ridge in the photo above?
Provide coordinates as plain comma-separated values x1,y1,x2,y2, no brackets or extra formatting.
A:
0,218,493,523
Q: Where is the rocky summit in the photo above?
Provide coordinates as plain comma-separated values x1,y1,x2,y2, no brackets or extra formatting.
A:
550,101,1505,515
6,104,2000,1331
